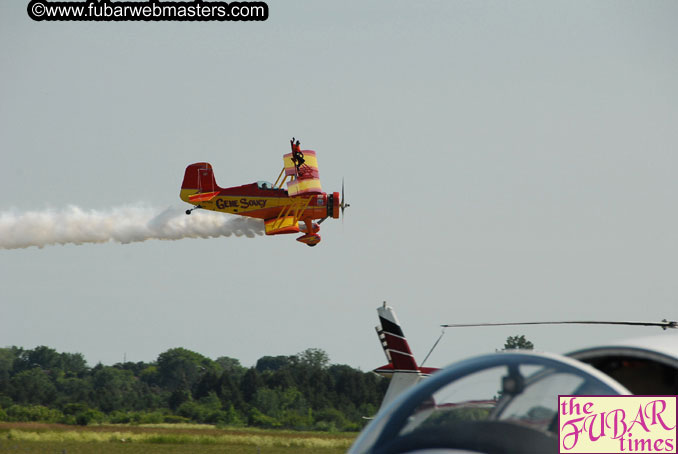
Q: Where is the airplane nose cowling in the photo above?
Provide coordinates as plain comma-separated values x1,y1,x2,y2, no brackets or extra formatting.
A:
328,191,340,219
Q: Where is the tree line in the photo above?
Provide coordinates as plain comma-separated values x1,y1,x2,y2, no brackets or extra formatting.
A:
0,346,387,431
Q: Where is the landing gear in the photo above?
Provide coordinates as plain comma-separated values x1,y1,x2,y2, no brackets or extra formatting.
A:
296,219,321,246
296,233,321,246
185,206,202,215
299,222,320,234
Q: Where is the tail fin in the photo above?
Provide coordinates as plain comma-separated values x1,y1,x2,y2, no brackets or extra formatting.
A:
181,163,220,192
373,303,438,412
374,303,419,374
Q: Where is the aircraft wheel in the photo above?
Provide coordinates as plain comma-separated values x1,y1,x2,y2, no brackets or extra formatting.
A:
185,210,191,215
307,243,317,247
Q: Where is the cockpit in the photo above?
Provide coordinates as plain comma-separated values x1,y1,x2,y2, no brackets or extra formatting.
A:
256,181,275,190
349,351,629,454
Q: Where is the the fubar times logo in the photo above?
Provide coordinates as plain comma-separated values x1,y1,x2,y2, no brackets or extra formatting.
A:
559,396,677,453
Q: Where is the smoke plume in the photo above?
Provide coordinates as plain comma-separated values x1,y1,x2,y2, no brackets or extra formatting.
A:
0,205,264,250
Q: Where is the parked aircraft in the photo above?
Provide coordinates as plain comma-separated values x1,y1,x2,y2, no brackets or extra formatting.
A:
353,303,678,453
373,302,439,412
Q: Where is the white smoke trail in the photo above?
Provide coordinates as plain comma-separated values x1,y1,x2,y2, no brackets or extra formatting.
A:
0,205,264,250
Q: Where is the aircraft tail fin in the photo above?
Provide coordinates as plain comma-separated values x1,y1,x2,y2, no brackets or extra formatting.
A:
372,303,438,412
375,303,419,373
181,162,220,193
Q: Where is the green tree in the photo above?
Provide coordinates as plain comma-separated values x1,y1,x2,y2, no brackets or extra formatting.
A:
157,348,215,391
240,368,263,402
314,407,351,432
168,386,191,411
89,365,138,412
0,348,17,395
251,386,311,429
267,368,294,390
60,352,88,377
0,343,391,429
194,370,220,400
215,356,246,379
252,387,280,419
138,365,161,386
503,335,534,350
217,372,244,410
256,355,293,372
55,376,91,408
16,346,61,372
9,369,56,405
5,404,63,422
296,348,330,370
114,361,150,376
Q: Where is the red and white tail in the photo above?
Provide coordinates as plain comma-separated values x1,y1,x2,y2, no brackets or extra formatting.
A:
373,303,437,411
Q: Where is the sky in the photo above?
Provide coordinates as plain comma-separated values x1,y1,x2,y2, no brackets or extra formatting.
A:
1,1,677,372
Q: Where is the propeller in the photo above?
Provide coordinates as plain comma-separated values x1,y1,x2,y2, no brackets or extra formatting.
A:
318,180,348,226
340,178,350,218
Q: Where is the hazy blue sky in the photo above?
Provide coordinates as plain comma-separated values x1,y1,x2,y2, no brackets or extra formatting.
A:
1,1,677,371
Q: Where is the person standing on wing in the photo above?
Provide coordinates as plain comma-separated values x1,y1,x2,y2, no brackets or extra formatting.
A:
290,137,305,173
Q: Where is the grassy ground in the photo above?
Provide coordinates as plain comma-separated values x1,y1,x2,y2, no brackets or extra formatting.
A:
0,423,357,454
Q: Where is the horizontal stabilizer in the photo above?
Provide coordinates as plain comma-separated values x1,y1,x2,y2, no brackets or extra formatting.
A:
378,371,426,412
188,191,220,203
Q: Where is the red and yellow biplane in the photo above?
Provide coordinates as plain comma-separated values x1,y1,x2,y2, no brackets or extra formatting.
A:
180,139,348,246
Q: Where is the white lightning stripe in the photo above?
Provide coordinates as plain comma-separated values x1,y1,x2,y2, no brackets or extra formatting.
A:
382,331,408,341
386,348,415,358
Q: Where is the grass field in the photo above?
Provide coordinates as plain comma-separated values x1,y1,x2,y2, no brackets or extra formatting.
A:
0,423,357,453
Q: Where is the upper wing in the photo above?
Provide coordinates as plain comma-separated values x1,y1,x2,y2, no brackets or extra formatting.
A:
283,150,322,196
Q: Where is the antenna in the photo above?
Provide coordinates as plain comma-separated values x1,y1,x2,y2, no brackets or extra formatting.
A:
421,328,445,367
441,319,678,330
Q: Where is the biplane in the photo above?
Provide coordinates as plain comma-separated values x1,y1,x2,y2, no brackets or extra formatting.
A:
179,139,348,246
